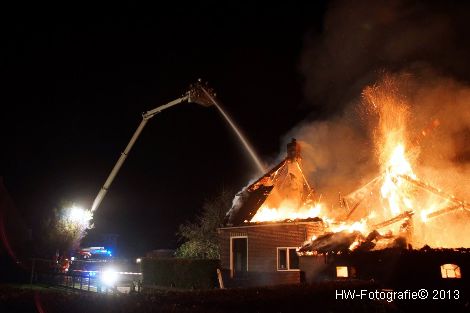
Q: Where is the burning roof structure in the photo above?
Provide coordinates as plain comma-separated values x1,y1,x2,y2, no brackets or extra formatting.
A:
226,138,320,226
225,75,470,258
226,130,470,254
298,76,470,255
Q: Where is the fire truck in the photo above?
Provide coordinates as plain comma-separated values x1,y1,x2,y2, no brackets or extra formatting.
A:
59,247,113,274
74,247,113,260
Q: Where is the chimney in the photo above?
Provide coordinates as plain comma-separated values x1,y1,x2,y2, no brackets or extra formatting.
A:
287,138,301,161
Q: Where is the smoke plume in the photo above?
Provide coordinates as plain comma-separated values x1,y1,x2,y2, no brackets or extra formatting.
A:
300,0,470,116
290,1,470,202
285,0,470,246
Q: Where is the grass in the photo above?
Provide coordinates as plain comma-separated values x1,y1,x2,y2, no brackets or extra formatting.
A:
0,281,467,313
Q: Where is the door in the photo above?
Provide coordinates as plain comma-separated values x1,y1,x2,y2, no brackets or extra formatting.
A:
231,237,248,278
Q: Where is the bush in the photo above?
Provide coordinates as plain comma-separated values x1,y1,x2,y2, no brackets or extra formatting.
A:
141,258,220,289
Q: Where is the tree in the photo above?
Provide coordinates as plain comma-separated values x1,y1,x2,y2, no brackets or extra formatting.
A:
175,189,232,259
38,202,92,257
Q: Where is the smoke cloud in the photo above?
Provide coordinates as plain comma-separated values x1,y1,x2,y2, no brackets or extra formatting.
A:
300,0,470,116
282,0,470,246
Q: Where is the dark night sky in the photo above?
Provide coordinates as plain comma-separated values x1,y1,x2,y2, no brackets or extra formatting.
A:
0,2,327,256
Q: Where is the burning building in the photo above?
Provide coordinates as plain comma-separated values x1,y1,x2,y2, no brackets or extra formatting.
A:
218,75,470,288
218,139,324,286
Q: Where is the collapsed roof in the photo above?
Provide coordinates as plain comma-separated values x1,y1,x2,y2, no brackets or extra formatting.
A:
225,138,315,226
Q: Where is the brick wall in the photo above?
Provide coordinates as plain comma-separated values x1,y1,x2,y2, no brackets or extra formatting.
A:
218,221,323,286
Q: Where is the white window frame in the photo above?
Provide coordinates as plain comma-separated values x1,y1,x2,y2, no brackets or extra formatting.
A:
276,247,300,271
440,264,461,279
230,236,248,278
336,266,349,278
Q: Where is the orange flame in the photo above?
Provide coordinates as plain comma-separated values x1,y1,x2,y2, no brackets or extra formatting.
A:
380,143,416,216
328,218,369,233
251,202,322,222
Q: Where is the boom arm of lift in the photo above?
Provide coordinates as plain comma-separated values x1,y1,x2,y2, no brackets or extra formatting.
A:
90,80,215,212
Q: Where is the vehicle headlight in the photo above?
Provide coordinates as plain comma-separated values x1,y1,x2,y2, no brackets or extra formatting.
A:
101,269,118,286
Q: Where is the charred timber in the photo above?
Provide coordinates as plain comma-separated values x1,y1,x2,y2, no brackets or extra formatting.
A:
372,211,414,230
398,174,470,210
426,204,465,220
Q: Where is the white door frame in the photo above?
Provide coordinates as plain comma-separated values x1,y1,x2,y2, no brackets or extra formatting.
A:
230,236,248,278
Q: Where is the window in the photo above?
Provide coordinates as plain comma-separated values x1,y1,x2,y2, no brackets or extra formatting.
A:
441,264,461,279
336,266,349,278
277,247,299,271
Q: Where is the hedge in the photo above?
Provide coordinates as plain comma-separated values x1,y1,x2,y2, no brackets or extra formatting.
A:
141,258,220,289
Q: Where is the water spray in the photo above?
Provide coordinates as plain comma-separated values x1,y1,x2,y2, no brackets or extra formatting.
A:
200,86,265,174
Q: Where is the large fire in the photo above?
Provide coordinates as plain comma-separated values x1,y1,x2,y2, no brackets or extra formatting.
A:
244,74,470,251
380,144,415,217
251,202,321,223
